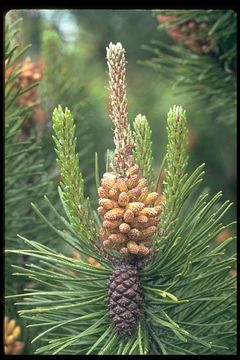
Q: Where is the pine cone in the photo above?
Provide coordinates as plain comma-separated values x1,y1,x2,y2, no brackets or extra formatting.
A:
97,165,163,257
107,264,143,336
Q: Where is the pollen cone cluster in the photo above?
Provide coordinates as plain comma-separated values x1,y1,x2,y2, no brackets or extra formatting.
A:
4,317,24,355
98,165,162,257
107,264,143,336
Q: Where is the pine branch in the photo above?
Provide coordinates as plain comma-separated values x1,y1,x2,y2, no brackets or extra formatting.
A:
153,106,193,249
4,16,57,355
142,10,236,128
132,114,154,186
6,39,236,355
5,17,49,293
164,105,188,211
52,106,97,244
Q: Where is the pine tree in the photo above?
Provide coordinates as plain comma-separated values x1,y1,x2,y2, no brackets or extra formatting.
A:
6,42,236,355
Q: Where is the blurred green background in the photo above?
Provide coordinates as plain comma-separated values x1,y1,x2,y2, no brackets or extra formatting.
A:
10,8,236,228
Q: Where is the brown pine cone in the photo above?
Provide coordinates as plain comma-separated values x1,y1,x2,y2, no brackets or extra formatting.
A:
107,263,143,336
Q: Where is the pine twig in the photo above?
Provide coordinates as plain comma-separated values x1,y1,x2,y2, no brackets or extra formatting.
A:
132,114,154,186
52,106,97,243
154,105,189,247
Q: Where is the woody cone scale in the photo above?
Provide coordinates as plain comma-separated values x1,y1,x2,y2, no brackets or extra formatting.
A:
107,264,143,336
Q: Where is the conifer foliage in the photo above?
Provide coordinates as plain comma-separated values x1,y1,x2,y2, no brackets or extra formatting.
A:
5,18,47,294
142,10,236,129
4,16,53,355
6,41,236,355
